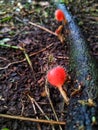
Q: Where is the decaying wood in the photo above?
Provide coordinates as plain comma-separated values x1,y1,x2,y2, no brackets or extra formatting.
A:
56,3,98,130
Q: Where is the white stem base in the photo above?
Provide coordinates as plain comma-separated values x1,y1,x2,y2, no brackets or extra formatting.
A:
58,86,69,105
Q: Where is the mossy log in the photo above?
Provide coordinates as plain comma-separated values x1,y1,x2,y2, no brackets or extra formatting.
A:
56,3,98,130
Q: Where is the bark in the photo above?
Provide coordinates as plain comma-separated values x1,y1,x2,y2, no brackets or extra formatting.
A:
56,3,98,130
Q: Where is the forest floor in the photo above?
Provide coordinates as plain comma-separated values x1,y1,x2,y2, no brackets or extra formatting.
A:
0,1,98,130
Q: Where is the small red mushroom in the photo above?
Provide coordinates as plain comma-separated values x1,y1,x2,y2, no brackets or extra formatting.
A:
55,9,67,24
47,66,69,105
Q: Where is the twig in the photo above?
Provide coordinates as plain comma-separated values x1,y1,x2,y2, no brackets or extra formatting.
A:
27,94,49,120
0,114,65,125
29,22,57,36
56,56,69,60
27,94,56,130
0,60,25,70
45,80,63,130
0,43,53,70
31,99,41,130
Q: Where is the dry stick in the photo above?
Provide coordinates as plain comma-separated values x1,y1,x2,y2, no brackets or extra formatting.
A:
45,80,63,130
30,43,54,57
31,100,41,130
29,22,57,36
0,43,54,70
0,114,65,125
27,94,50,120
27,94,56,130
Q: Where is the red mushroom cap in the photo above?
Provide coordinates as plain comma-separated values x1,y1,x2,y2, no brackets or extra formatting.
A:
55,9,65,21
47,66,67,88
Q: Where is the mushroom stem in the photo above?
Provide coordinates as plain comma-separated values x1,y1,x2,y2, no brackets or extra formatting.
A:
58,86,69,105
63,17,67,25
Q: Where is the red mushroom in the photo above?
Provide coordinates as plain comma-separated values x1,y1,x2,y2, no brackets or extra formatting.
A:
47,66,69,105
55,9,67,24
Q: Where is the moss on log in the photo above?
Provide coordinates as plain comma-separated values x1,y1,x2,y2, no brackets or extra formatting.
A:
56,3,98,130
